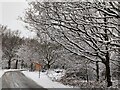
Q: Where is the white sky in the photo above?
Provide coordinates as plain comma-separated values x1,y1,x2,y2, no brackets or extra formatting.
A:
0,0,36,38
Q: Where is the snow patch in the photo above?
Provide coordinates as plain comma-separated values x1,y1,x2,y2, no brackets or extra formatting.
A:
45,69,65,81
22,70,71,88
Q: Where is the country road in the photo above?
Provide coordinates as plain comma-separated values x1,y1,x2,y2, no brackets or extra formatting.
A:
1,71,47,90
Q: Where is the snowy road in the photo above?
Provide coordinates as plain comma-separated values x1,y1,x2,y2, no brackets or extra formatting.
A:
1,71,47,89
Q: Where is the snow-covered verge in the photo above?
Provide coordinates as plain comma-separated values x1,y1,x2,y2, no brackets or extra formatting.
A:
59,69,119,88
22,70,72,88
60,73,119,88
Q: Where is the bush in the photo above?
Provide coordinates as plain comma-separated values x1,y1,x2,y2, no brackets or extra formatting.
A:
59,68,96,87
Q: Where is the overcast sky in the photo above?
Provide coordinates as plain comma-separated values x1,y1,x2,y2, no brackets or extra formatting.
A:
0,0,36,38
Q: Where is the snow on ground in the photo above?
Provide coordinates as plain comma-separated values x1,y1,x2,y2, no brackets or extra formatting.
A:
0,70,5,78
45,69,65,81
22,70,72,88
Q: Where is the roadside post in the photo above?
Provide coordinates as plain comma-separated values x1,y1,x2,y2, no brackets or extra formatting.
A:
39,70,41,78
39,66,41,78
38,63,42,78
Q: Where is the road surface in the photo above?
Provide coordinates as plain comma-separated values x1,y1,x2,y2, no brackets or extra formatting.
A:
1,71,47,90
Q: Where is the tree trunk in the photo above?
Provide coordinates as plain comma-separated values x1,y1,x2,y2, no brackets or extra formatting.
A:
25,63,27,68
21,60,24,69
103,6,112,87
15,60,18,69
105,51,112,87
86,64,89,82
47,60,51,69
47,64,51,69
96,61,99,81
8,59,11,69
30,63,33,71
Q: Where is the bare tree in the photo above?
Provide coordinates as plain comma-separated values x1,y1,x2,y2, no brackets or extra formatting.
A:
2,29,23,69
36,41,62,69
18,38,40,70
0,25,7,68
94,1,120,18
21,1,120,87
